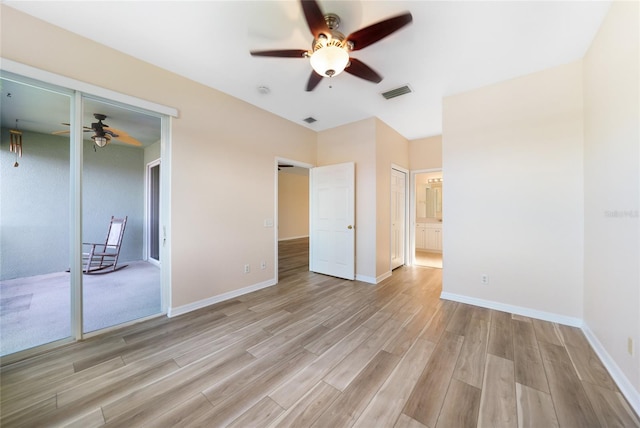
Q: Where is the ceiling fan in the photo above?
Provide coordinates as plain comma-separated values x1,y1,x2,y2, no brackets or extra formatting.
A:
53,113,142,148
250,0,412,91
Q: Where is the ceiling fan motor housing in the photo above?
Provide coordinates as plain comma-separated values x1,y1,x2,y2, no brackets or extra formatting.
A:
312,14,352,53
310,14,353,77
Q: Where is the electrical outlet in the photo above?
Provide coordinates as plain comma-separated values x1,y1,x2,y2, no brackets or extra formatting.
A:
628,337,634,356
481,274,489,285
244,264,250,274
260,261,266,270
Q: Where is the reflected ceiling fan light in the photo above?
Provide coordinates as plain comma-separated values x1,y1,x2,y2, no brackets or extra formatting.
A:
92,135,108,148
309,45,349,77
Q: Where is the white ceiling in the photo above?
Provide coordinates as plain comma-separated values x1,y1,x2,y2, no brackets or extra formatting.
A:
4,1,611,140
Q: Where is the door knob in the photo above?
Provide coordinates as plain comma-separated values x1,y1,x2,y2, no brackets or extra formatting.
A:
347,225,353,229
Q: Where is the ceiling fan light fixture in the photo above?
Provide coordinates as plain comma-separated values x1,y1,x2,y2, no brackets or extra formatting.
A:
310,45,349,77
92,135,109,148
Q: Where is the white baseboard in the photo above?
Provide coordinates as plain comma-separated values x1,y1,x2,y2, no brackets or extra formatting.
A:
355,274,377,284
278,235,309,241
582,323,640,417
439,292,583,327
354,270,399,285
376,271,392,283
168,278,277,317
440,291,640,417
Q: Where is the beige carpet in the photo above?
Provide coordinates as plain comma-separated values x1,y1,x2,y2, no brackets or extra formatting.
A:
415,250,442,269
0,261,161,356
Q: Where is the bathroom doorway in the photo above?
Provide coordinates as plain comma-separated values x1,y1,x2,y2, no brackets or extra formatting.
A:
414,170,442,268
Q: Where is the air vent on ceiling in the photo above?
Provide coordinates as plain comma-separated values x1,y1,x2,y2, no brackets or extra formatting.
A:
381,85,412,100
303,117,317,124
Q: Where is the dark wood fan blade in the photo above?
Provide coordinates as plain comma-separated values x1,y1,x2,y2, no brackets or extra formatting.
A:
346,12,413,51
250,49,309,58
306,71,323,91
301,0,329,39
344,58,383,83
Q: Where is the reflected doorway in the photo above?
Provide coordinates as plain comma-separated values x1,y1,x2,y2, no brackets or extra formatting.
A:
0,77,72,356
147,161,161,264
81,97,162,334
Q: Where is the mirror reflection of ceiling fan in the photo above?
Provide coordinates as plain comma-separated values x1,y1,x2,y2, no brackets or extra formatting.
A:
53,113,142,148
250,0,412,91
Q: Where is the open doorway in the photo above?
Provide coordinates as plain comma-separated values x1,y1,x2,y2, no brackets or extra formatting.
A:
275,158,311,281
414,170,443,269
275,159,357,282
81,97,162,334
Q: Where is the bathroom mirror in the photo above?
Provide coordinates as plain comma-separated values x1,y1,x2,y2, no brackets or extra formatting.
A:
416,183,427,218
416,175,443,220
425,182,442,219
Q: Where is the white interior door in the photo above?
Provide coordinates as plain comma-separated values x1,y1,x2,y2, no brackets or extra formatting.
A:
309,162,355,280
391,168,406,269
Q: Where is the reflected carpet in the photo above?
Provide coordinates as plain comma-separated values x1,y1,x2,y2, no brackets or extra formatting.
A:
0,261,161,356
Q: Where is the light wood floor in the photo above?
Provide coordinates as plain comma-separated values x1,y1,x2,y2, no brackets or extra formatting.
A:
415,250,443,269
1,237,638,427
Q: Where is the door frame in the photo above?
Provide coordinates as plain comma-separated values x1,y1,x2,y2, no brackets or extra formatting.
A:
410,167,443,266
145,159,161,267
0,60,176,361
390,164,409,271
274,157,313,282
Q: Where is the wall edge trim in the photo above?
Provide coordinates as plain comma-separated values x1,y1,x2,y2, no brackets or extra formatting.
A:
376,271,392,284
439,292,583,327
582,323,640,417
168,278,276,317
355,274,379,284
278,235,309,241
441,291,640,417
1,58,179,117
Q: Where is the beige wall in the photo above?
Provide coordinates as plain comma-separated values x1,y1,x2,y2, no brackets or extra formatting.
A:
1,6,317,309
375,119,409,278
441,1,640,407
278,171,309,240
442,60,585,319
583,1,639,396
317,118,410,282
317,118,377,280
409,135,443,170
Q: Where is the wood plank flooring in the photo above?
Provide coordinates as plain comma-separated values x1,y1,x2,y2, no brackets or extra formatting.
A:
1,237,638,427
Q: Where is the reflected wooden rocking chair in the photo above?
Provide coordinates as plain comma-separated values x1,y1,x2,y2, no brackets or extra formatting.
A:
83,216,128,274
